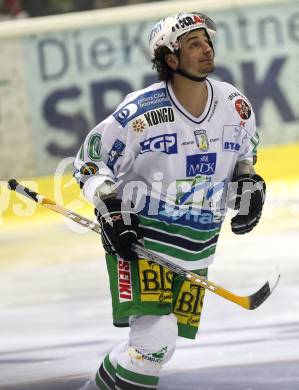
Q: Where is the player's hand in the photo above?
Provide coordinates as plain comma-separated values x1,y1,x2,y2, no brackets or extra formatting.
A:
95,198,143,261
230,174,266,234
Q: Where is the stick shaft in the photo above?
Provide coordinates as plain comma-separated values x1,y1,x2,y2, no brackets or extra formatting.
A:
7,179,279,310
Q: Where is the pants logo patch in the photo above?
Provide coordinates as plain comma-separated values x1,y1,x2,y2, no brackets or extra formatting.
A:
118,259,133,302
138,260,173,303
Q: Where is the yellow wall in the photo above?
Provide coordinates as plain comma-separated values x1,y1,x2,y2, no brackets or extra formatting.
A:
256,142,299,182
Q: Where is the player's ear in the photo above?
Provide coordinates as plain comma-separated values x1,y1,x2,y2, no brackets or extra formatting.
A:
165,53,179,71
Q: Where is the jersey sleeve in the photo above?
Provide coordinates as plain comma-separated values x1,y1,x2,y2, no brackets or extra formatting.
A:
236,102,260,165
73,114,138,204
217,80,260,167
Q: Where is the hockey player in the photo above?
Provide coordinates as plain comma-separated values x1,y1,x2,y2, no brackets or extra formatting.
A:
75,11,266,390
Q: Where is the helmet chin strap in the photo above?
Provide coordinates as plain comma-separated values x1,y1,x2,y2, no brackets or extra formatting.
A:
174,67,207,82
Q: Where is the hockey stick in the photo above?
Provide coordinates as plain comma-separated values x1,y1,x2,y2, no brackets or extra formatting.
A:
7,179,280,310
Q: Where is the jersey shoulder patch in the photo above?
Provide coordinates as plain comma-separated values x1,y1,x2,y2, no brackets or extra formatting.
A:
113,85,172,128
208,78,253,121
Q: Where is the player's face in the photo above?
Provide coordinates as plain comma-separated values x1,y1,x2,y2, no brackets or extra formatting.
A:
178,29,214,76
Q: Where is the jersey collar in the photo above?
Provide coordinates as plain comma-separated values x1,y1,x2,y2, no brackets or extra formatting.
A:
166,79,213,124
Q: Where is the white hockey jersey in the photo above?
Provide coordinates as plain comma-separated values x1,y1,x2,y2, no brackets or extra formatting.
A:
74,78,259,270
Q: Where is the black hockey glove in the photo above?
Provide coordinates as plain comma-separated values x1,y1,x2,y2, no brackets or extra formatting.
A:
230,174,266,235
95,198,143,261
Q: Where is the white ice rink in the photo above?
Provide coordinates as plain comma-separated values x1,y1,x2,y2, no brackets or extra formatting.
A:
1,198,299,389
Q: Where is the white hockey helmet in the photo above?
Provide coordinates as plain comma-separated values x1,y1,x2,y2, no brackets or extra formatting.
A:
149,12,217,58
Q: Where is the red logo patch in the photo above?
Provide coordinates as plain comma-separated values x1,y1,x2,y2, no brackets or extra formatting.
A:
193,15,204,24
235,99,251,120
118,259,133,302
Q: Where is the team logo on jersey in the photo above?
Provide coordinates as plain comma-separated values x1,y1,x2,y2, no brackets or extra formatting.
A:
107,139,125,169
87,134,102,161
118,258,133,302
144,107,174,127
79,162,99,176
186,153,216,177
140,133,178,154
235,99,251,120
132,118,146,133
194,129,209,151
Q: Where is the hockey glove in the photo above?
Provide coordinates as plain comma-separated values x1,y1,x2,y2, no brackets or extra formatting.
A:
95,198,143,261
230,174,266,235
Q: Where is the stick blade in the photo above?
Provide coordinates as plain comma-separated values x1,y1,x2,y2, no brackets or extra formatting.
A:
248,271,280,310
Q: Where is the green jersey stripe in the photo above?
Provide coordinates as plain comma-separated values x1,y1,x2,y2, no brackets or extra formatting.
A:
250,132,260,147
